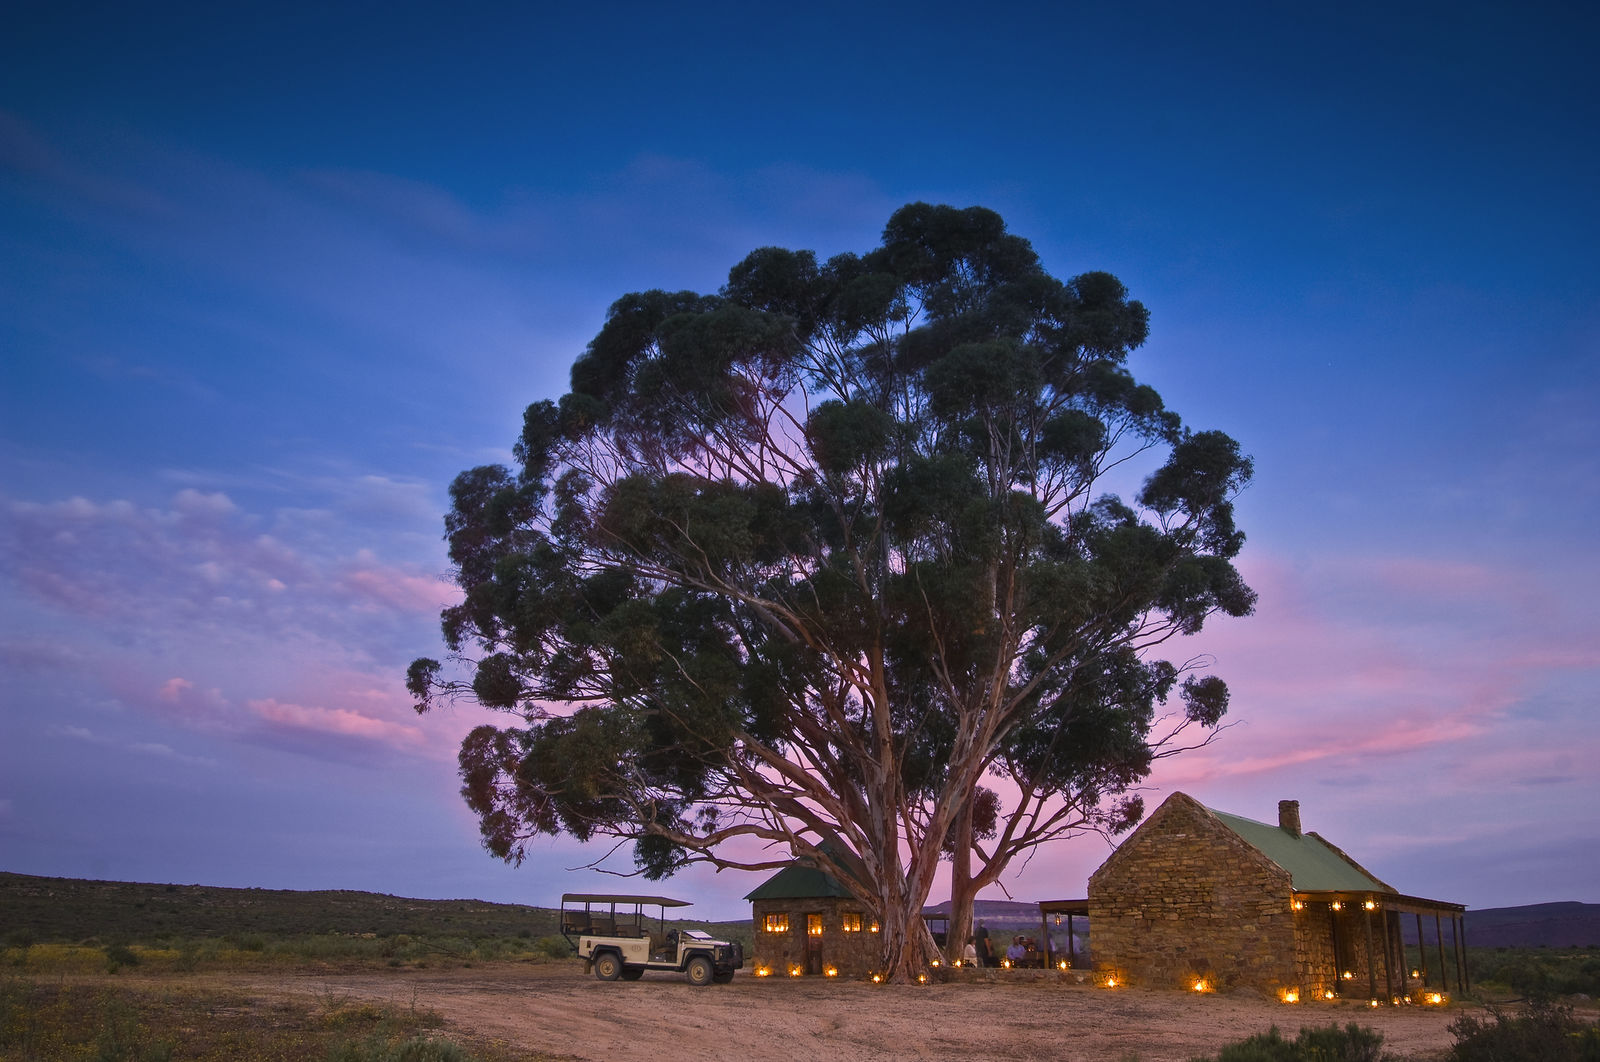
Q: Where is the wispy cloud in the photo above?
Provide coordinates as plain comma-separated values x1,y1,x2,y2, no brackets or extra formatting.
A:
248,698,424,749
2,484,477,771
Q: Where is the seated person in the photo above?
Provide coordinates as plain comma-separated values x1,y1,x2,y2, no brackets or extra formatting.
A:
1005,937,1026,963
962,938,978,965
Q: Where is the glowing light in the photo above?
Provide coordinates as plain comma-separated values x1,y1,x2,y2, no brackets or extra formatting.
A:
870,973,882,984
754,966,772,978
869,921,880,933
1331,901,1342,911
1292,900,1304,911
1102,977,1118,989
1058,960,1069,970
1192,980,1209,993
1282,989,1300,1004
931,959,941,967
1369,999,1380,1008
1364,899,1377,911
917,972,928,984
1342,971,1354,980
1001,959,1012,969
1427,992,1445,1005
1411,969,1421,979
788,964,803,977
1323,990,1336,1000
825,966,838,978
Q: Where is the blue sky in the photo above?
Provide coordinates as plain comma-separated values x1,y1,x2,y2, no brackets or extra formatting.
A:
2,1,1596,919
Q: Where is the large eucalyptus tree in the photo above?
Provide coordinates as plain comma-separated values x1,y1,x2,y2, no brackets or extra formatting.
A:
409,204,1254,981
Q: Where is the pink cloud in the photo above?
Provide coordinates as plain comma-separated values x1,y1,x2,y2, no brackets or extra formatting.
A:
247,697,425,748
1133,546,1598,806
338,565,461,614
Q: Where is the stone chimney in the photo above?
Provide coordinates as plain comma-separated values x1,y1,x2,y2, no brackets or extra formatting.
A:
1279,800,1302,837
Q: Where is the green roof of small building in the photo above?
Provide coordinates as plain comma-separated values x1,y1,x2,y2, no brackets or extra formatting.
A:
1209,808,1389,893
744,863,857,901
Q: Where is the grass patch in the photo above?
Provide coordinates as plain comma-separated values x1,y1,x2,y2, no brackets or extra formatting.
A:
0,974,555,1062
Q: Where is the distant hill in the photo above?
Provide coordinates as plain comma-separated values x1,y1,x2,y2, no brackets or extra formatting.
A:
0,871,741,944
1461,902,1600,948
921,898,1057,924
5,871,1592,950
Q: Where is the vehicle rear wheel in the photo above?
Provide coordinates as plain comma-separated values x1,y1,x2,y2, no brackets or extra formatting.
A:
712,970,734,984
594,952,623,981
685,955,714,987
620,966,644,981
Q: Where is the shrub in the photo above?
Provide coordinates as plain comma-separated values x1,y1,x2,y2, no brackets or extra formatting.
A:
532,935,572,960
1449,999,1600,1062
1191,1024,1394,1062
327,1035,477,1062
104,944,140,973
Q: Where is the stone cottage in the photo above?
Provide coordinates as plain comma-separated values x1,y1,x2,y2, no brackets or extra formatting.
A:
745,856,880,978
1087,793,1466,1001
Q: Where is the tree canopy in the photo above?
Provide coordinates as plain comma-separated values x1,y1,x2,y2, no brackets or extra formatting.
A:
410,203,1254,980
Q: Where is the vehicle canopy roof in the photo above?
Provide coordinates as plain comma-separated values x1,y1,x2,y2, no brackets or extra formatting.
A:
560,893,692,907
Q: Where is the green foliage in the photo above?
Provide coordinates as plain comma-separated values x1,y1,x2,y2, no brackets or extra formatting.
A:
532,934,572,959
414,202,1254,977
1449,999,1600,1062
104,943,140,973
1464,946,1600,998
1190,1024,1393,1062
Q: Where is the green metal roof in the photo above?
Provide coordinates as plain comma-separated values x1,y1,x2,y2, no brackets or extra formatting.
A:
744,863,856,901
1209,809,1388,893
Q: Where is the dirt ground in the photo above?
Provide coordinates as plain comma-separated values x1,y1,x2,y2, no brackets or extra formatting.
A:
221,963,1465,1062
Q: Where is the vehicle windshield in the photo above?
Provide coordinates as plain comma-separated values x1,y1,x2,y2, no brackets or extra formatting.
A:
682,930,713,941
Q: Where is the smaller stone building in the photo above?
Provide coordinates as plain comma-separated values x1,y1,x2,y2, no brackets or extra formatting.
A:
745,858,879,978
1088,793,1466,1001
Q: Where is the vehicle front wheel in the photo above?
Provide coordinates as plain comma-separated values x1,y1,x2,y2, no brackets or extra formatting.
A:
685,956,714,987
594,952,623,981
620,966,644,981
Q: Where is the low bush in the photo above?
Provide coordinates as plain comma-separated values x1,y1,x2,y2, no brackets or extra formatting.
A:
1190,1024,1394,1062
1448,998,1600,1062
104,943,140,973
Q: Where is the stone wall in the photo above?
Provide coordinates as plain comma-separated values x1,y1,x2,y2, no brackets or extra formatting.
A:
750,896,880,978
1088,792,1299,992
1294,902,1401,999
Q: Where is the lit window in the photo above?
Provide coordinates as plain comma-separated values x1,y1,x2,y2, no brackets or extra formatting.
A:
841,912,863,933
764,913,789,933
807,914,824,936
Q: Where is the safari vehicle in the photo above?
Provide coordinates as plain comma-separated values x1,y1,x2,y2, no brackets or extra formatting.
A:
560,893,743,986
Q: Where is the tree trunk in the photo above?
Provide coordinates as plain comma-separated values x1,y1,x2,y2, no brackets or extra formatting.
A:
947,794,976,964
